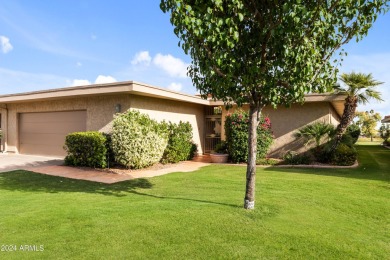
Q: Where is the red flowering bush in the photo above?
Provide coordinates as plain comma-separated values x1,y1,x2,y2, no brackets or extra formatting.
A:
225,109,274,163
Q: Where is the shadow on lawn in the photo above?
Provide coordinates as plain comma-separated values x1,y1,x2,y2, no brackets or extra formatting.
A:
0,170,153,197
0,170,239,208
264,145,390,182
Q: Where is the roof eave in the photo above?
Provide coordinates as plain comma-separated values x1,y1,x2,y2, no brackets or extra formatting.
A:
0,81,210,105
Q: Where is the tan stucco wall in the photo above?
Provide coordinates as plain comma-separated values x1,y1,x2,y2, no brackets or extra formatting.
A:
329,104,341,126
4,94,131,153
130,94,205,154
221,102,339,158
0,110,6,151
3,94,205,155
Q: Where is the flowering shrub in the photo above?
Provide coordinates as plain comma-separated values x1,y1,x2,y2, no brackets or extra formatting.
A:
225,109,274,163
111,110,168,169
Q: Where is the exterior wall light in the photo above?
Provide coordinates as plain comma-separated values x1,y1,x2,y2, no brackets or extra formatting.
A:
115,104,121,113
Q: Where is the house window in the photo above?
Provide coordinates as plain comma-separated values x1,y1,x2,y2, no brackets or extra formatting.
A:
204,106,222,153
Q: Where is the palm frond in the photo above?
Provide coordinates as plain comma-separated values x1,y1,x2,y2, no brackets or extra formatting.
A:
294,122,335,147
337,71,383,104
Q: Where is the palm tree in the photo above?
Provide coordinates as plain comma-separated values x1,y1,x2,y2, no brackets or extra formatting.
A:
331,72,383,151
295,121,335,148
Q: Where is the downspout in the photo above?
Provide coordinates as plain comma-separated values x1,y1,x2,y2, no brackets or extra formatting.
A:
0,104,8,153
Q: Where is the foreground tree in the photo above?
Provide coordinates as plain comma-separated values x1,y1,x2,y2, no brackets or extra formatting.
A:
160,1,388,209
355,110,382,141
332,73,383,150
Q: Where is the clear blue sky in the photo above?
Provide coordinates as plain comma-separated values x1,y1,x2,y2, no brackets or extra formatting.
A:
0,1,389,118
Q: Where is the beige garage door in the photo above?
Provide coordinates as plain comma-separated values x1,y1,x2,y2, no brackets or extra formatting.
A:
19,111,87,157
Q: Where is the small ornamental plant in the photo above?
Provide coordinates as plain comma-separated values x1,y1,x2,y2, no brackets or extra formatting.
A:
225,109,274,163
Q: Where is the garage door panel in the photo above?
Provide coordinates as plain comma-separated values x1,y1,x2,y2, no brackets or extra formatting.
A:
20,133,69,145
19,111,87,156
20,122,85,134
20,144,66,157
20,111,86,123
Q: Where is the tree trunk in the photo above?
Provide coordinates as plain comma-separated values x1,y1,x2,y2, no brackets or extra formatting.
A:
244,103,259,210
331,96,357,152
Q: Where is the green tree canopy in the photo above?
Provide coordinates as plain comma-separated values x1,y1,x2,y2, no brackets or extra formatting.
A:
160,0,389,209
355,110,382,141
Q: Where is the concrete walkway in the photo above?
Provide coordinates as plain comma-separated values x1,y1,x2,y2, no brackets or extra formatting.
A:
0,153,211,184
28,161,210,184
0,153,63,173
0,153,262,184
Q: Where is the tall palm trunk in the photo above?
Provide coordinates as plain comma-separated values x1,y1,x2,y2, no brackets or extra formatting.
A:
331,96,358,151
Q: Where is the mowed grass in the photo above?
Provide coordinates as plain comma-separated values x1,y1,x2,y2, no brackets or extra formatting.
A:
0,144,389,259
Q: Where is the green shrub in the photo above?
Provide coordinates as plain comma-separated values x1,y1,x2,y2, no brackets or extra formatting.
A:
102,133,116,168
346,124,361,144
340,133,354,147
315,144,332,163
294,121,335,147
214,141,228,154
379,124,390,144
331,143,357,166
256,157,280,165
64,131,107,168
111,110,168,169
225,110,274,163
283,151,312,165
161,121,196,164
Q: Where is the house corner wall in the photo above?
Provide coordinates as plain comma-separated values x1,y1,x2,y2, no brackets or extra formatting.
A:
220,102,335,158
129,95,205,154
4,95,131,153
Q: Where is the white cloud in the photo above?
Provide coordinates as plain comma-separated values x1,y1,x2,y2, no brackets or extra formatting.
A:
131,51,152,65
0,36,13,54
153,53,189,78
72,79,91,86
167,82,182,92
95,75,117,84
76,62,82,67
0,67,68,94
71,75,117,86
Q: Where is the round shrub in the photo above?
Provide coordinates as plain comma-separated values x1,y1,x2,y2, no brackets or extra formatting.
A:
111,110,168,169
161,121,196,164
283,151,312,165
64,131,107,168
331,143,357,166
225,110,274,163
345,124,361,144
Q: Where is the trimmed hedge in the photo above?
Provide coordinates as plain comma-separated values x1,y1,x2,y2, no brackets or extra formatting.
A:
64,131,107,168
225,110,274,163
161,121,196,164
345,124,361,145
111,110,168,169
283,151,312,165
331,143,357,166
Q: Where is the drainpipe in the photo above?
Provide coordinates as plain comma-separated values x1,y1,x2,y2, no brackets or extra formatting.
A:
0,104,8,153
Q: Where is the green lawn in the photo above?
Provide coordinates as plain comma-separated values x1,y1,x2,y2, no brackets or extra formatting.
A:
0,144,389,259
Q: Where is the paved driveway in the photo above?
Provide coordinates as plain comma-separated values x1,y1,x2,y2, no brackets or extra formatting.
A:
0,153,64,173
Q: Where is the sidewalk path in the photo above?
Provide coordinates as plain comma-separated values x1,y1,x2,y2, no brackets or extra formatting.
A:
27,161,211,184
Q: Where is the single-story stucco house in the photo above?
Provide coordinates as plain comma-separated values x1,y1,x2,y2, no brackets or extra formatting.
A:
0,81,345,158
382,115,390,124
